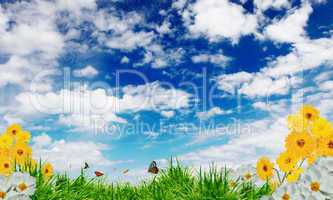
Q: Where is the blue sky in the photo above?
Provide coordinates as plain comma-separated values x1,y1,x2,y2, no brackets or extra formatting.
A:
0,0,333,183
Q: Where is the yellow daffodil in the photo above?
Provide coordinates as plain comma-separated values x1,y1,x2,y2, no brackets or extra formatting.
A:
299,105,319,122
268,179,280,192
12,143,32,165
0,148,10,158
17,131,31,144
287,114,309,132
256,157,274,181
6,124,22,139
276,151,298,173
285,132,316,159
42,163,54,179
286,168,303,183
307,153,319,166
29,159,38,170
318,135,333,156
0,134,13,148
311,117,333,138
0,158,14,176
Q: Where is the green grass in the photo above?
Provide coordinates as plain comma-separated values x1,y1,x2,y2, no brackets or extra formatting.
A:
31,161,271,200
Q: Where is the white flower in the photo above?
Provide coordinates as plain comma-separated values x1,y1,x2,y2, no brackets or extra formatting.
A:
0,176,19,200
260,195,273,200
299,165,333,200
10,173,36,197
271,182,306,200
235,164,260,184
0,176,11,200
315,157,333,173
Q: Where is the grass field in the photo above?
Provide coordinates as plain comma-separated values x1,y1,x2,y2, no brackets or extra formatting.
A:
32,161,271,200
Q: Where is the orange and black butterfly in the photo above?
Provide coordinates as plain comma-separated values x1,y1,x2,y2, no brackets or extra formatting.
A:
95,171,104,177
148,161,159,174
123,169,129,174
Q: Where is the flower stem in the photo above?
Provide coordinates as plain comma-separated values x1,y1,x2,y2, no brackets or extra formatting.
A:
274,168,282,184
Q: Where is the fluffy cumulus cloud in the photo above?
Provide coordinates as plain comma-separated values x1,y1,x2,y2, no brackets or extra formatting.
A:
136,45,185,69
263,38,333,78
216,3,333,99
32,133,114,172
0,1,64,89
254,0,291,11
160,110,175,118
191,52,231,67
14,82,191,132
264,3,313,43
183,0,258,42
73,65,99,78
217,71,299,98
92,11,154,51
239,74,293,98
217,72,254,94
196,107,231,120
219,72,304,100
180,116,289,169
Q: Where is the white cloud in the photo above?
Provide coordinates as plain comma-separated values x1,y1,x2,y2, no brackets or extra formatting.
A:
264,3,313,43
239,74,291,98
191,53,230,66
122,81,191,111
179,117,288,168
93,11,154,51
160,110,175,118
217,72,253,94
32,133,52,148
136,45,185,69
172,0,187,10
143,131,160,139
105,31,154,50
55,0,97,16
0,23,64,57
318,80,333,91
0,7,9,33
196,107,231,120
254,0,290,11
217,69,304,99
186,127,228,146
14,82,191,132
73,65,99,78
3,114,24,125
32,134,113,172
0,0,64,90
29,125,52,132
314,70,333,83
121,56,130,64
263,38,333,78
252,100,288,113
185,0,258,42
156,20,172,34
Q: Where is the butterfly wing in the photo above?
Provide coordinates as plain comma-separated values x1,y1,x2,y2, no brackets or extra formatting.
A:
148,161,159,174
95,171,104,177
151,166,159,174
84,162,89,169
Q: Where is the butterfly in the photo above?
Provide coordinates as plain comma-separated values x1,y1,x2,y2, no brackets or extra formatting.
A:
84,162,89,169
148,161,159,174
95,171,104,177
123,169,129,174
